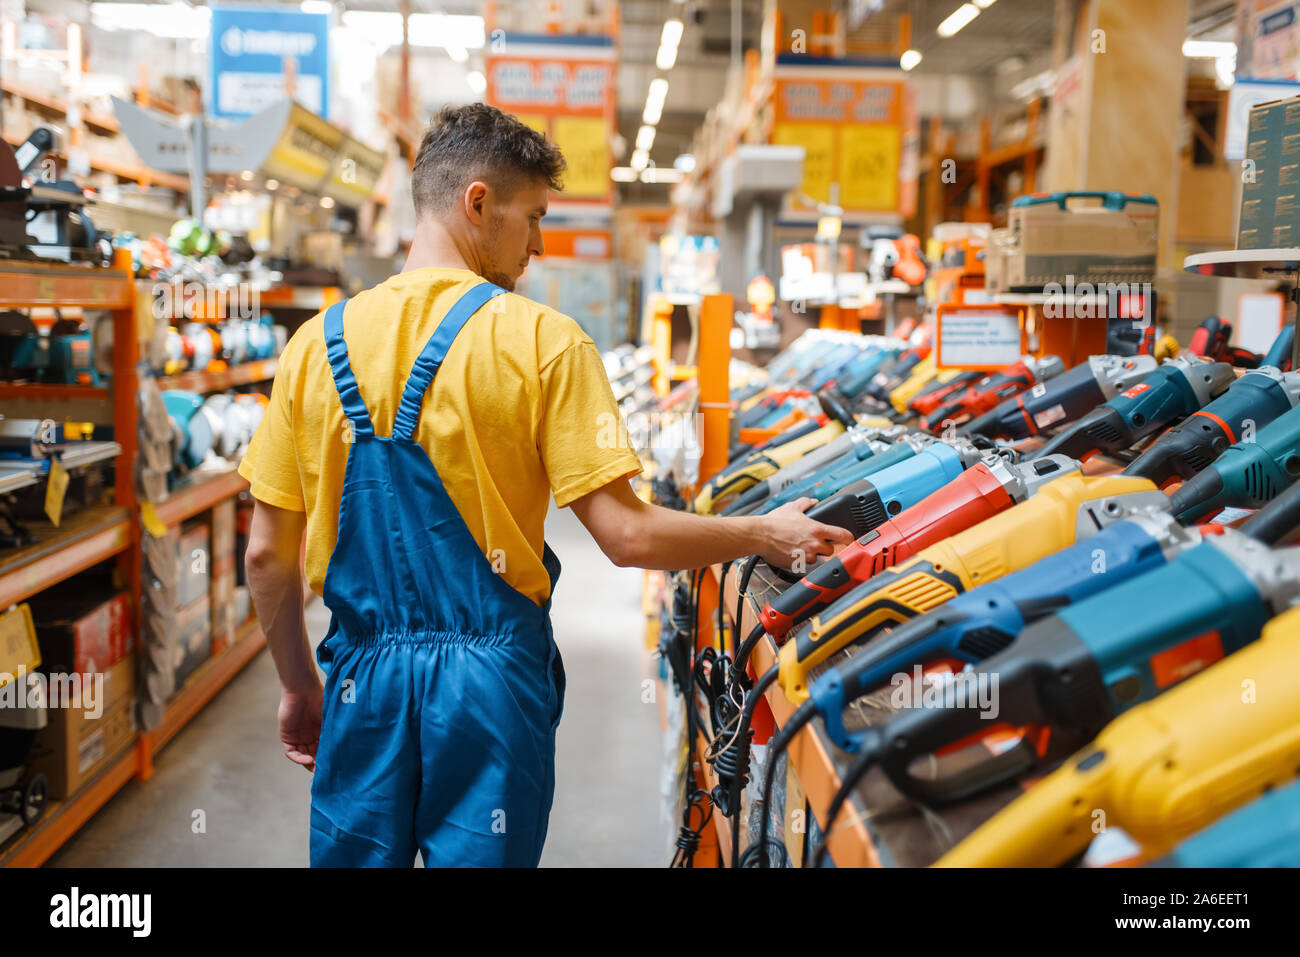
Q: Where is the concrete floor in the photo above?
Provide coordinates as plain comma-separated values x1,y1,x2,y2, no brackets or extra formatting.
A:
47,504,668,867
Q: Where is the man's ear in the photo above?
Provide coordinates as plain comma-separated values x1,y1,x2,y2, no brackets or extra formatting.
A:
464,180,490,225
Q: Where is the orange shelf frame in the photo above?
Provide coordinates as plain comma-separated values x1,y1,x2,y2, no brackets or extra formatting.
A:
0,260,134,309
157,358,278,393
0,382,109,400
0,507,131,609
152,469,250,529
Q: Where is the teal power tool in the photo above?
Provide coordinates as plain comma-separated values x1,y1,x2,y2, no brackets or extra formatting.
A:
960,354,1157,441
721,424,905,516
1035,355,1237,461
825,346,907,401
856,529,1300,808
162,390,214,472
1165,399,1300,521
1124,366,1300,487
1153,777,1300,867
805,508,1202,754
756,432,935,514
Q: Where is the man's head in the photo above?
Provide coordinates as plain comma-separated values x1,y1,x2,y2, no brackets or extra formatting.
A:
411,103,566,290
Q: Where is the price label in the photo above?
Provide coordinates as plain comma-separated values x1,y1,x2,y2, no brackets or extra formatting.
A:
773,122,834,205
140,501,168,538
838,125,899,211
45,459,70,527
552,115,610,199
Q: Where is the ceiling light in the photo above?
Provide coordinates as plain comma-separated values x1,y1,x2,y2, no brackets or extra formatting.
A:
265,179,279,191
1183,40,1236,58
631,149,649,172
643,78,669,125
611,167,638,183
900,49,922,71
657,18,684,70
240,170,254,181
300,0,332,13
974,0,996,8
466,71,487,94
320,196,335,208
641,167,683,184
636,125,656,151
673,153,695,172
937,3,979,37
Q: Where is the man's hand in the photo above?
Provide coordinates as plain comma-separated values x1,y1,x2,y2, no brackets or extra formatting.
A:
757,497,855,570
279,685,323,771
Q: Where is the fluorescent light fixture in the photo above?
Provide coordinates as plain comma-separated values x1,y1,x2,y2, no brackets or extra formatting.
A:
340,12,485,52
466,70,487,94
641,167,683,184
611,167,639,183
657,18,684,70
636,125,656,151
320,196,335,208
673,153,695,172
974,0,997,8
1183,40,1236,58
937,3,979,37
300,0,332,13
643,78,669,125
89,2,210,39
900,49,922,71
631,149,649,172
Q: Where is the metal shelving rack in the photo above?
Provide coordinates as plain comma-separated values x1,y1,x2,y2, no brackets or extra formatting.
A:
0,252,276,867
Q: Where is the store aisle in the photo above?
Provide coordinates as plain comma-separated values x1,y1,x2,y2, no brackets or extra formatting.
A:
46,502,666,868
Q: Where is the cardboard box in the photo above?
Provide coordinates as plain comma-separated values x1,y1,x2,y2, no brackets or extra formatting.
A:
28,698,136,800
1002,192,1158,290
176,520,211,607
30,591,131,676
210,558,235,658
174,595,212,689
212,498,235,564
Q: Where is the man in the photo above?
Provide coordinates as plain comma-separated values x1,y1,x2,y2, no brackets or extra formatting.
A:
241,103,851,868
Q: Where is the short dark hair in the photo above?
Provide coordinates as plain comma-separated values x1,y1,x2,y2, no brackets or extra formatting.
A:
411,103,566,218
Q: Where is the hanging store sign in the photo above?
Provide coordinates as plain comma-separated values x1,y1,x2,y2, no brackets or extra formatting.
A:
486,36,615,206
210,6,330,120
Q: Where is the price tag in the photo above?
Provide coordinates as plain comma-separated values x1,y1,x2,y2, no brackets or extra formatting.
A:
0,604,40,679
45,459,70,527
140,501,168,538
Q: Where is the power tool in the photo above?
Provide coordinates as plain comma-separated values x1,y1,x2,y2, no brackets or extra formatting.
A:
1187,315,1233,360
1123,366,1300,487
1263,322,1296,371
1034,355,1236,461
774,337,845,382
825,346,907,401
888,359,964,415
720,425,905,516
755,454,1079,641
808,507,1202,755
935,603,1300,867
693,418,845,514
865,529,1300,808
1165,400,1300,521
1154,776,1300,868
793,341,864,389
777,474,1163,705
756,432,932,515
920,356,1065,433
907,370,984,419
805,343,881,391
960,354,1157,442
862,346,931,404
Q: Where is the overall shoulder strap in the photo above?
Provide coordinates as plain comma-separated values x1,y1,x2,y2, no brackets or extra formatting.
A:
322,298,374,436
392,281,505,441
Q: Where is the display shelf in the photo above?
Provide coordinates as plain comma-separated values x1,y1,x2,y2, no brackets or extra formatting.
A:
2,131,189,192
0,261,134,308
0,383,109,400
152,468,249,529
0,505,131,609
1183,248,1300,279
0,616,267,867
1,79,120,133
258,285,342,310
157,358,278,393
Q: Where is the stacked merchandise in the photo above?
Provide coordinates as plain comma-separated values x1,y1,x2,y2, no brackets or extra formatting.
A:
638,306,1300,868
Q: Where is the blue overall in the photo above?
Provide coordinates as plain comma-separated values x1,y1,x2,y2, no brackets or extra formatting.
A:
309,284,566,867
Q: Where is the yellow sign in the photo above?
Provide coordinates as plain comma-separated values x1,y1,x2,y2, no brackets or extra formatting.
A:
44,459,69,527
0,604,40,680
514,114,549,137
773,122,834,205
552,116,610,200
839,125,900,211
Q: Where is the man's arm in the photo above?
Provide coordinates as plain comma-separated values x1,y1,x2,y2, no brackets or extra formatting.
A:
568,477,853,571
245,499,321,770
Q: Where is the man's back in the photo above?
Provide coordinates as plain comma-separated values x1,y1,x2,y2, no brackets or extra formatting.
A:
239,265,640,606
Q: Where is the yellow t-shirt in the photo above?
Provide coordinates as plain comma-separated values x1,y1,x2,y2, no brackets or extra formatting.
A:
238,266,642,606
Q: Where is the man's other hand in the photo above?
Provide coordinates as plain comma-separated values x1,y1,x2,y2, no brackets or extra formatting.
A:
758,498,855,570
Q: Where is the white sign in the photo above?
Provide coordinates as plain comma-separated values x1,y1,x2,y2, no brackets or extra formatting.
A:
937,309,1022,368
1236,292,1285,354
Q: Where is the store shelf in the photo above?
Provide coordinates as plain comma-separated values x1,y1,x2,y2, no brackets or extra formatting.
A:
258,285,341,310
0,383,109,400
157,358,278,393
0,261,134,309
1183,248,1300,280
147,616,267,757
152,468,249,529
2,131,189,192
0,505,131,609
0,616,266,867
1,79,120,133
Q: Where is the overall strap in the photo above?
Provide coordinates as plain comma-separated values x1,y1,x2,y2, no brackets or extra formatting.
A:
322,298,374,436
393,281,505,441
